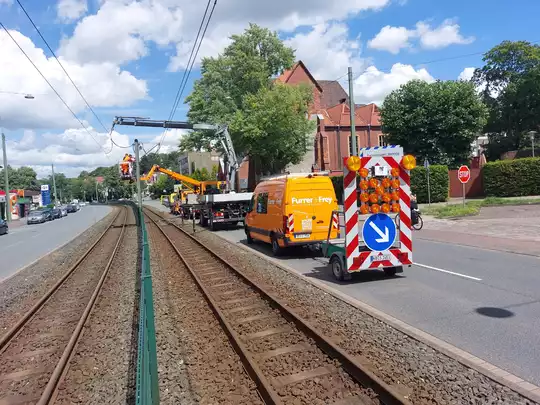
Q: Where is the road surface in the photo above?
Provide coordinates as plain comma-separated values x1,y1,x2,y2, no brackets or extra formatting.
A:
212,224,540,387
0,205,112,282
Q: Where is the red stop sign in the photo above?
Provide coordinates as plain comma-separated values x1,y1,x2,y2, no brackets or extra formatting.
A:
458,165,470,184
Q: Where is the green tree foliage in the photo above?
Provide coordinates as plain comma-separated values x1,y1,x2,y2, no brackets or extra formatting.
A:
381,80,488,168
140,151,181,175
181,24,312,176
410,165,449,203
149,174,175,197
0,166,39,190
483,158,540,197
472,41,540,159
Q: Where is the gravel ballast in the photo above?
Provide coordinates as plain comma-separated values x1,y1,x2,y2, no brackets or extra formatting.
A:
0,209,117,337
147,218,263,405
55,207,139,404
177,220,537,405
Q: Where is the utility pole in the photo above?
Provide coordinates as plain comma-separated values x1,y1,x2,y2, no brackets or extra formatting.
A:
135,139,142,210
95,181,99,203
348,67,357,156
51,163,58,205
2,132,11,222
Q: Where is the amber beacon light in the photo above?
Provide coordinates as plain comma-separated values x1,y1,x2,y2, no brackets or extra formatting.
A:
346,156,362,172
400,155,417,170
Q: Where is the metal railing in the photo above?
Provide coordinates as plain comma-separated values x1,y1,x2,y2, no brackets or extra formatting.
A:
135,205,160,405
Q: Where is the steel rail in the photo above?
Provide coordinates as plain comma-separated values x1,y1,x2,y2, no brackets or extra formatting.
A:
39,206,129,404
0,207,123,351
144,207,411,405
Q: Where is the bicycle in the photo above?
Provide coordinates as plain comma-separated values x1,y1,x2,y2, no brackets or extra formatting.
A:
412,208,423,231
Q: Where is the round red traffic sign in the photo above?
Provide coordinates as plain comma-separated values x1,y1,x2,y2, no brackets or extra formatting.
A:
458,165,471,184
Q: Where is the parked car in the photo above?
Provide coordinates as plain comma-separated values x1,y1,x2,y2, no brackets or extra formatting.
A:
41,208,54,221
27,210,48,224
0,219,8,235
60,206,68,217
67,204,78,213
79,201,86,207
51,208,62,219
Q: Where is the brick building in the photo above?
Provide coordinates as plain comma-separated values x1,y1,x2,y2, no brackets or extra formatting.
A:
238,60,384,189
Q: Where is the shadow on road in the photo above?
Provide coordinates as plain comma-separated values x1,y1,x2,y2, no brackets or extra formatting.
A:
475,307,515,318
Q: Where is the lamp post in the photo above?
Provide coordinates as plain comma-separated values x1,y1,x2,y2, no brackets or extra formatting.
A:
0,93,35,221
529,131,537,158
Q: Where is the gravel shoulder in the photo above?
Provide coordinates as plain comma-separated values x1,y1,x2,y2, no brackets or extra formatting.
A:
147,218,263,405
55,207,139,404
0,209,118,337
176,219,537,405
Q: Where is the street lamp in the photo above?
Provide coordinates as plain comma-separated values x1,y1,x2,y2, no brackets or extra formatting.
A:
529,131,537,158
1,93,35,221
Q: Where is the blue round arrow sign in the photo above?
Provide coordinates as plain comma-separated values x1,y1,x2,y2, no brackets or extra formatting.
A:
362,213,397,252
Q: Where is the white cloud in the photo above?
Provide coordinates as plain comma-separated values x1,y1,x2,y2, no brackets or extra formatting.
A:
5,126,187,177
416,19,474,49
0,29,148,130
60,0,390,68
285,22,364,80
57,0,88,23
368,18,474,54
0,0,13,5
367,25,414,54
458,67,475,81
353,63,435,105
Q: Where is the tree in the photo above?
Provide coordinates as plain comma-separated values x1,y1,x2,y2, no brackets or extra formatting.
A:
181,24,312,186
381,80,488,167
0,166,39,190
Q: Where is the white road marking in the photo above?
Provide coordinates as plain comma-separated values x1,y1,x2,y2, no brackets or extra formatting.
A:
414,262,482,281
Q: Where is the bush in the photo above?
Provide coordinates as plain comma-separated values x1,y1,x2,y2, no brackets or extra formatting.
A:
411,165,448,203
483,158,540,197
330,164,449,205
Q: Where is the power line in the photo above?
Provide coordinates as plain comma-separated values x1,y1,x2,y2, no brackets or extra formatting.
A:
0,22,111,158
155,0,217,153
15,0,131,151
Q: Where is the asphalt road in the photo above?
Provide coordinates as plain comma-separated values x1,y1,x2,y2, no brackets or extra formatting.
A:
213,225,540,386
0,205,112,282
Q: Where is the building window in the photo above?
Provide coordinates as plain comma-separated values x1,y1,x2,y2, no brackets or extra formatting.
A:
256,193,268,214
378,134,387,147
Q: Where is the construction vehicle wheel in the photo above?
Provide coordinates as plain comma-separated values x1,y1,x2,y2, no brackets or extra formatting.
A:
245,230,253,244
271,235,282,256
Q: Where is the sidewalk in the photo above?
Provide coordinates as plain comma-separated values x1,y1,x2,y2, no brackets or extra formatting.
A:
6,218,27,230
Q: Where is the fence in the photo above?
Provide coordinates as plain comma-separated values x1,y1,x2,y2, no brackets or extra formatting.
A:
135,205,160,405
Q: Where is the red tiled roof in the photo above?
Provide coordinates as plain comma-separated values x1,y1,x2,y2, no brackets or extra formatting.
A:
318,80,348,109
275,60,323,92
325,103,368,127
355,103,381,126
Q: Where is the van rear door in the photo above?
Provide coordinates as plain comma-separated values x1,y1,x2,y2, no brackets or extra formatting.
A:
287,179,337,242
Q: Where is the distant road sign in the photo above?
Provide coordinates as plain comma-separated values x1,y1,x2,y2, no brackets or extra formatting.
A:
424,158,430,169
458,165,471,184
362,213,397,252
96,176,105,184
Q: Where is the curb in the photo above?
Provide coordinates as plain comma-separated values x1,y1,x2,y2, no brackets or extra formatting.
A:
212,231,540,403
0,207,115,285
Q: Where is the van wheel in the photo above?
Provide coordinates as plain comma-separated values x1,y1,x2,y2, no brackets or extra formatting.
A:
245,230,254,244
384,266,400,277
330,256,351,281
271,236,282,256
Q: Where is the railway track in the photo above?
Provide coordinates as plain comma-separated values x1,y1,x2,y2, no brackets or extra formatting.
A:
144,207,411,405
0,206,129,405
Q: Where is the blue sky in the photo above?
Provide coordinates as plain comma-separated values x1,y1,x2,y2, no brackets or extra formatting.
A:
0,0,539,177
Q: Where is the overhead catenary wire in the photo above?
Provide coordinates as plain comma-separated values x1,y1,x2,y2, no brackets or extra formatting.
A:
154,0,217,154
15,0,131,152
0,22,112,159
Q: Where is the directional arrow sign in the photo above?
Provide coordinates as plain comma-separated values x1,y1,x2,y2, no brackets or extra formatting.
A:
362,213,397,252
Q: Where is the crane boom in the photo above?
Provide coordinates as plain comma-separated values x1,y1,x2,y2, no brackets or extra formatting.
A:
113,117,242,191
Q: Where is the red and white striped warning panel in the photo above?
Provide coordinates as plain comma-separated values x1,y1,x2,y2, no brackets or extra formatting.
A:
343,145,413,272
287,214,294,233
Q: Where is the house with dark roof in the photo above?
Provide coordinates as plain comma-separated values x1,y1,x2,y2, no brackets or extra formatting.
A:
237,61,384,188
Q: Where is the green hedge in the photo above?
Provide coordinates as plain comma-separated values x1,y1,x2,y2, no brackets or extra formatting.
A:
483,158,540,197
330,164,449,204
411,165,448,203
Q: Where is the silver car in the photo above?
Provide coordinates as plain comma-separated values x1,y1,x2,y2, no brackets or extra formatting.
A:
27,211,47,224
60,206,68,217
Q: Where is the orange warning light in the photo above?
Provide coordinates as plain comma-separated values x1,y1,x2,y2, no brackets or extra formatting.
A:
381,203,390,213
391,179,400,189
371,204,381,214
360,204,369,215
369,178,379,188
391,191,400,201
381,178,391,188
375,186,385,195
369,193,379,203
391,167,400,177
346,156,361,172
382,192,392,203
359,167,369,178
359,180,369,190
392,203,400,212
360,193,369,203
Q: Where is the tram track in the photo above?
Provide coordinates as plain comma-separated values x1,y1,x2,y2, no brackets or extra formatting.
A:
144,207,410,405
0,206,129,405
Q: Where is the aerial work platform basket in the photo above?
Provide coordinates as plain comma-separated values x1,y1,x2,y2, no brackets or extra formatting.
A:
322,145,416,281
